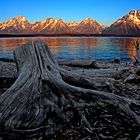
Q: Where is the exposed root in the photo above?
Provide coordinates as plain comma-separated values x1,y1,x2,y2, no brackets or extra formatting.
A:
0,41,140,139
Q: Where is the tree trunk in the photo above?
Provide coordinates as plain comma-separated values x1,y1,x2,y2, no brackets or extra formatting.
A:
0,41,140,138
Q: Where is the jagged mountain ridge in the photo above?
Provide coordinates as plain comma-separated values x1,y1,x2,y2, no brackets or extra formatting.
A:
0,10,140,35
0,17,104,34
73,18,104,34
102,10,140,35
0,16,31,34
32,18,71,34
66,21,79,31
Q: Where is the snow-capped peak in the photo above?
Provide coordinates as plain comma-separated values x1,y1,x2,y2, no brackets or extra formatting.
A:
67,21,78,26
42,18,54,24
129,10,140,16
83,18,96,24
103,10,140,35
56,18,62,21
0,16,31,33
116,10,140,24
73,18,103,34
16,16,27,22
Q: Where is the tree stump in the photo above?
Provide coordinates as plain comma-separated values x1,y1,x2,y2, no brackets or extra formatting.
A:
0,41,140,138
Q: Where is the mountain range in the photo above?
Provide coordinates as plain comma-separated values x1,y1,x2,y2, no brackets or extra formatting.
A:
103,10,140,35
0,10,139,35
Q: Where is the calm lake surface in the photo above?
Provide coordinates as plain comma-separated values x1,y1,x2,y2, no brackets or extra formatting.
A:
0,37,140,61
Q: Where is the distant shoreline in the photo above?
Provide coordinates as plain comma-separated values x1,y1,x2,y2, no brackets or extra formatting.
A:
0,34,140,38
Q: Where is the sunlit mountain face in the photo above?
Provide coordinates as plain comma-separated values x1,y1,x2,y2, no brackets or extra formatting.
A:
66,22,79,31
0,10,139,35
0,16,31,34
0,17,104,34
73,18,104,34
103,10,140,35
32,18,71,34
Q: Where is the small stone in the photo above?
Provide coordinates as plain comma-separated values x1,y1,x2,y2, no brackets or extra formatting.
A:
111,58,121,63
136,66,140,76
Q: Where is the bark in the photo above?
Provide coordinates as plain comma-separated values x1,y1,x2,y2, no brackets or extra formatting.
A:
0,41,140,138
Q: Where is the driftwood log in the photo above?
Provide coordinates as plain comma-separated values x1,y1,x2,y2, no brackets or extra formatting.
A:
0,41,140,139
58,60,98,68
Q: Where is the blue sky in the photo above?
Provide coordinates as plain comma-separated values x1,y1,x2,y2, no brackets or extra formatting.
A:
0,0,140,25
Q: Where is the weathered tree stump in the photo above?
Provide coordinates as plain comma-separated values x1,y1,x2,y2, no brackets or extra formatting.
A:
0,41,140,138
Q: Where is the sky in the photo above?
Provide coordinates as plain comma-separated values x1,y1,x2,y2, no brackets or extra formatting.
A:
0,0,140,26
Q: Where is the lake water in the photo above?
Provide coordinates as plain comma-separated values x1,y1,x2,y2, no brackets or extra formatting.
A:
0,37,140,61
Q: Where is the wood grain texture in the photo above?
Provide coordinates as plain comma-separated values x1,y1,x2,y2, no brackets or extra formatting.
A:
0,41,140,137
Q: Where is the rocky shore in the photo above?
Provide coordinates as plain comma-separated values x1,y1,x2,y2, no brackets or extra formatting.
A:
0,59,140,140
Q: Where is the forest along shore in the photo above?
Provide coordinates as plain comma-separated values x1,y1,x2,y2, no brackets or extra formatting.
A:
0,59,140,139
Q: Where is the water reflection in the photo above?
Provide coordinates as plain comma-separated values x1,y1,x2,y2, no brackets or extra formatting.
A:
109,38,139,60
0,37,139,60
